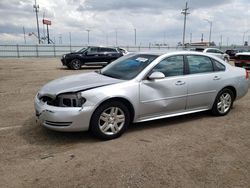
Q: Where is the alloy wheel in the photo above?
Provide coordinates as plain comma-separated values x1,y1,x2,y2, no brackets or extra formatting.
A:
98,107,125,135
217,93,232,114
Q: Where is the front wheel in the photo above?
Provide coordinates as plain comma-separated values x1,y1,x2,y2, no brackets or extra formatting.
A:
70,59,81,70
211,88,234,116
90,101,130,140
224,57,229,63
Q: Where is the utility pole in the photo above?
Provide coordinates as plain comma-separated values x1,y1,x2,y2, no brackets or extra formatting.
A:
115,29,118,46
42,12,46,41
190,32,192,44
164,32,166,45
204,19,212,45
23,26,26,44
69,32,71,46
33,0,40,44
86,29,90,46
220,35,223,47
134,28,137,46
181,2,190,47
46,24,50,44
59,34,62,44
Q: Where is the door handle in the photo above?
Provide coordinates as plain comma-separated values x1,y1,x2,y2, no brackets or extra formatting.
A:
175,81,185,85
213,76,221,80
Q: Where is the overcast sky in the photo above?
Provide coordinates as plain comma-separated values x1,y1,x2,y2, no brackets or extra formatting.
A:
0,0,250,46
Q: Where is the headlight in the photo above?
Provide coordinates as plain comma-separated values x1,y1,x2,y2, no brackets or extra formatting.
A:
57,92,86,107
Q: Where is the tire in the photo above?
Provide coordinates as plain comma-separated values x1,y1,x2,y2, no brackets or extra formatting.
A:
70,59,81,70
211,88,234,116
90,101,130,140
224,57,229,63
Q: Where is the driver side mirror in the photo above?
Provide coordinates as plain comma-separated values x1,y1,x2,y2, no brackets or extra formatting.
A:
148,72,165,80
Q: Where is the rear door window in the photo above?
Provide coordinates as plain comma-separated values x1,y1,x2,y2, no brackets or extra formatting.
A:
212,59,225,71
187,55,214,74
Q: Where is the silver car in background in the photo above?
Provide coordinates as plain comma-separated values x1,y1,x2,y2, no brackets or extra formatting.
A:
35,51,249,140
192,48,230,62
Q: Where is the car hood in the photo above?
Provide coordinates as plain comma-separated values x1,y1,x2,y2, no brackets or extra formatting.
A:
38,72,122,98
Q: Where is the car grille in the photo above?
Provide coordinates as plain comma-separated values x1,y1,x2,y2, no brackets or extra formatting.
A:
44,120,72,127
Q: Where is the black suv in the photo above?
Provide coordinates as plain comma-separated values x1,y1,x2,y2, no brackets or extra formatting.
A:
61,46,124,70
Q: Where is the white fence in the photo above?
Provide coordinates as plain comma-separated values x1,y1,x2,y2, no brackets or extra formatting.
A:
0,44,249,58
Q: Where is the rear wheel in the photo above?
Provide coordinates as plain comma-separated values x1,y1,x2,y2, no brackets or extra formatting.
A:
211,88,234,116
70,59,81,70
224,57,229,63
90,101,130,140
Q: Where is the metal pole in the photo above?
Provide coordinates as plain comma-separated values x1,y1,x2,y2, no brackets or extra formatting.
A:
204,19,212,45
33,0,40,44
23,26,26,44
86,29,90,46
43,12,45,40
209,22,212,44
220,35,223,47
190,32,192,44
181,2,190,47
115,29,118,46
134,28,137,46
46,24,50,44
69,32,72,51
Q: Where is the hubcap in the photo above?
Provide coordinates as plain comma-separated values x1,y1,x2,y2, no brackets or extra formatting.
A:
98,107,125,135
217,93,232,114
72,60,80,69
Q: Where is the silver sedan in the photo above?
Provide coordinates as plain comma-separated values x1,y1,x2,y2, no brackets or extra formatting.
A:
35,51,249,140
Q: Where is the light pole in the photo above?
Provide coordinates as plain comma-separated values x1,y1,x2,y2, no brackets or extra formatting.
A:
181,2,190,47
23,26,26,44
134,28,137,46
115,29,118,46
243,30,250,46
33,0,40,44
204,19,212,45
86,29,90,46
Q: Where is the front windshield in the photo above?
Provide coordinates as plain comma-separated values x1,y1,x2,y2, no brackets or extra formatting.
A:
75,47,87,53
100,54,158,80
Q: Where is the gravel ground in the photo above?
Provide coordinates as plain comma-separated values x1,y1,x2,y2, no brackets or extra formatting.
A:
0,58,250,188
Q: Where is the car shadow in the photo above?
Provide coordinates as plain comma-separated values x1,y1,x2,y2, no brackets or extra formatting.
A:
18,117,99,146
19,111,213,146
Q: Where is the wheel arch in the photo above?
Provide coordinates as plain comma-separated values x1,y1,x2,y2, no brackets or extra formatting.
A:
90,97,135,126
220,86,237,100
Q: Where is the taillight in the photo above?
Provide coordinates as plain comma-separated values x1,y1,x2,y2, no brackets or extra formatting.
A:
246,69,249,79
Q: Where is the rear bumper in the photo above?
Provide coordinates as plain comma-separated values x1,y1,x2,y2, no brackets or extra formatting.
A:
235,62,250,70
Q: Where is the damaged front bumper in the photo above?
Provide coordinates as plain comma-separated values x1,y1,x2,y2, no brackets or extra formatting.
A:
34,95,94,132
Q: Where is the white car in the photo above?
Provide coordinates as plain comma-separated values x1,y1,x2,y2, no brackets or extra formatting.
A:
35,51,249,140
193,48,230,62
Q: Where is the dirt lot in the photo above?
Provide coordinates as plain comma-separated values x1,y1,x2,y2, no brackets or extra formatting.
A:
0,58,250,188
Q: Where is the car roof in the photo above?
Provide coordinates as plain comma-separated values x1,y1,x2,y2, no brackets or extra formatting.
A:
88,46,117,49
236,52,250,56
